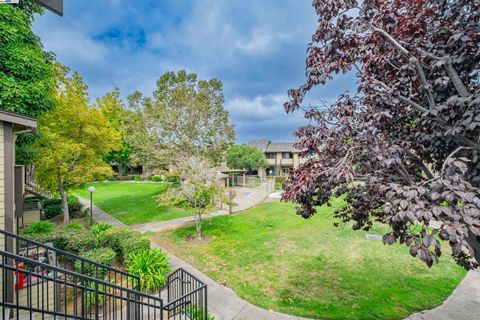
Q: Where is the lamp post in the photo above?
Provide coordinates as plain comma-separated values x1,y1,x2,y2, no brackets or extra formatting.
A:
88,186,95,226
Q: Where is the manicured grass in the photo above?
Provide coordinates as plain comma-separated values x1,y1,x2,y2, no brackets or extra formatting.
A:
155,200,466,320
73,182,191,225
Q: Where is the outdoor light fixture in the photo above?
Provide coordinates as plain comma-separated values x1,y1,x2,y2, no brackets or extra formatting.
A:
88,186,95,226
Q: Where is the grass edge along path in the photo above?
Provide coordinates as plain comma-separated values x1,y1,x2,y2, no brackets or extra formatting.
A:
154,201,466,320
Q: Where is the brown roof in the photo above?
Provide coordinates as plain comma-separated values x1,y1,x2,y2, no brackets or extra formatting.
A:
0,109,37,129
247,140,300,153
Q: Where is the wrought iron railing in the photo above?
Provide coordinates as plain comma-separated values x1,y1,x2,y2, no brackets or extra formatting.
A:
0,250,163,320
0,230,209,319
162,268,208,320
0,229,140,292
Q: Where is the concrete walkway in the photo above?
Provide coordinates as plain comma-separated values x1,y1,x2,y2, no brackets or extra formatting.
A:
132,186,270,233
406,269,480,320
77,197,125,227
80,196,480,320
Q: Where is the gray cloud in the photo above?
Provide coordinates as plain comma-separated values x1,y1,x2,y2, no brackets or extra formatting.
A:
32,0,357,142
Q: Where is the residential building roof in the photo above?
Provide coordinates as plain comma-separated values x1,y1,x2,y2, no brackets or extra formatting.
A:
247,140,300,153
247,139,270,152
0,109,37,130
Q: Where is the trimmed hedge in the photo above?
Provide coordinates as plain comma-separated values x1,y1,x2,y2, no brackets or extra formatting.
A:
119,236,151,262
53,230,97,254
22,232,57,244
42,199,63,219
98,227,150,262
75,247,116,278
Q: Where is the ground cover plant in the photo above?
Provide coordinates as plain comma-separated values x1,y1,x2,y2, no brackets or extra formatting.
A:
155,201,466,319
72,182,191,224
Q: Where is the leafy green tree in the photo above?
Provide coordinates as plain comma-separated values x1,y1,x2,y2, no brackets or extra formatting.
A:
97,88,133,175
122,91,163,172
0,3,54,116
1,2,56,165
226,144,268,171
145,70,235,165
33,65,121,222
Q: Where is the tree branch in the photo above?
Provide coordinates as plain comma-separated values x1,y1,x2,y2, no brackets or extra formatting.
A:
67,155,81,172
443,56,470,98
440,146,472,176
374,80,480,149
411,47,471,98
405,150,434,180
371,26,436,109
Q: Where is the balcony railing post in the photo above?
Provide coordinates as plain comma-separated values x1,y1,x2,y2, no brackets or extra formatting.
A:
95,281,100,320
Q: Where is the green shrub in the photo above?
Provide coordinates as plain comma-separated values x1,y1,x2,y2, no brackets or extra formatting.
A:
133,175,141,181
150,175,162,182
186,305,216,320
98,227,140,256
90,222,113,237
53,230,96,254
68,195,84,217
126,248,171,292
120,236,150,262
21,232,57,244
63,221,85,232
51,232,68,250
42,197,84,219
42,199,63,219
116,175,135,181
275,176,287,190
164,171,180,184
83,281,105,307
24,195,44,204
20,221,54,235
90,222,113,246
75,247,116,278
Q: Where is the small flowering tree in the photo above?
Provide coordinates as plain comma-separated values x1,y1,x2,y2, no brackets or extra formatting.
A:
158,157,222,240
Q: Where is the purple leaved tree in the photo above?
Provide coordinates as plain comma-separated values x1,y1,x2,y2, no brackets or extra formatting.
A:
283,0,480,269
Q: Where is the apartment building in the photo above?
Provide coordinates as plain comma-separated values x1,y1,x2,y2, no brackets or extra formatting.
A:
248,139,306,177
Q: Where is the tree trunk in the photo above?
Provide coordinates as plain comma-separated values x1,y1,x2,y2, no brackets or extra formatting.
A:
58,178,70,223
194,211,202,240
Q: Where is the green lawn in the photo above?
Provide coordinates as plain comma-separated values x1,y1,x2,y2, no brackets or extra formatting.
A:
73,182,191,225
155,200,466,320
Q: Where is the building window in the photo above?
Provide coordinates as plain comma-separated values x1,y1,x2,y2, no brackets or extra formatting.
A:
282,167,291,175
282,152,293,159
266,153,275,159
267,167,275,175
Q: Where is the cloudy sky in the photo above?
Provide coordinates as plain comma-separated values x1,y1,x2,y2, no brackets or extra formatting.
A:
32,0,355,143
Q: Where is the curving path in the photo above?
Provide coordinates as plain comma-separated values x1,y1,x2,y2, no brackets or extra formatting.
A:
79,196,480,320
132,186,271,233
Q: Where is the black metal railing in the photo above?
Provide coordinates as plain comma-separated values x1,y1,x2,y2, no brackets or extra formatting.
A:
0,229,140,292
0,250,163,320
162,268,208,320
